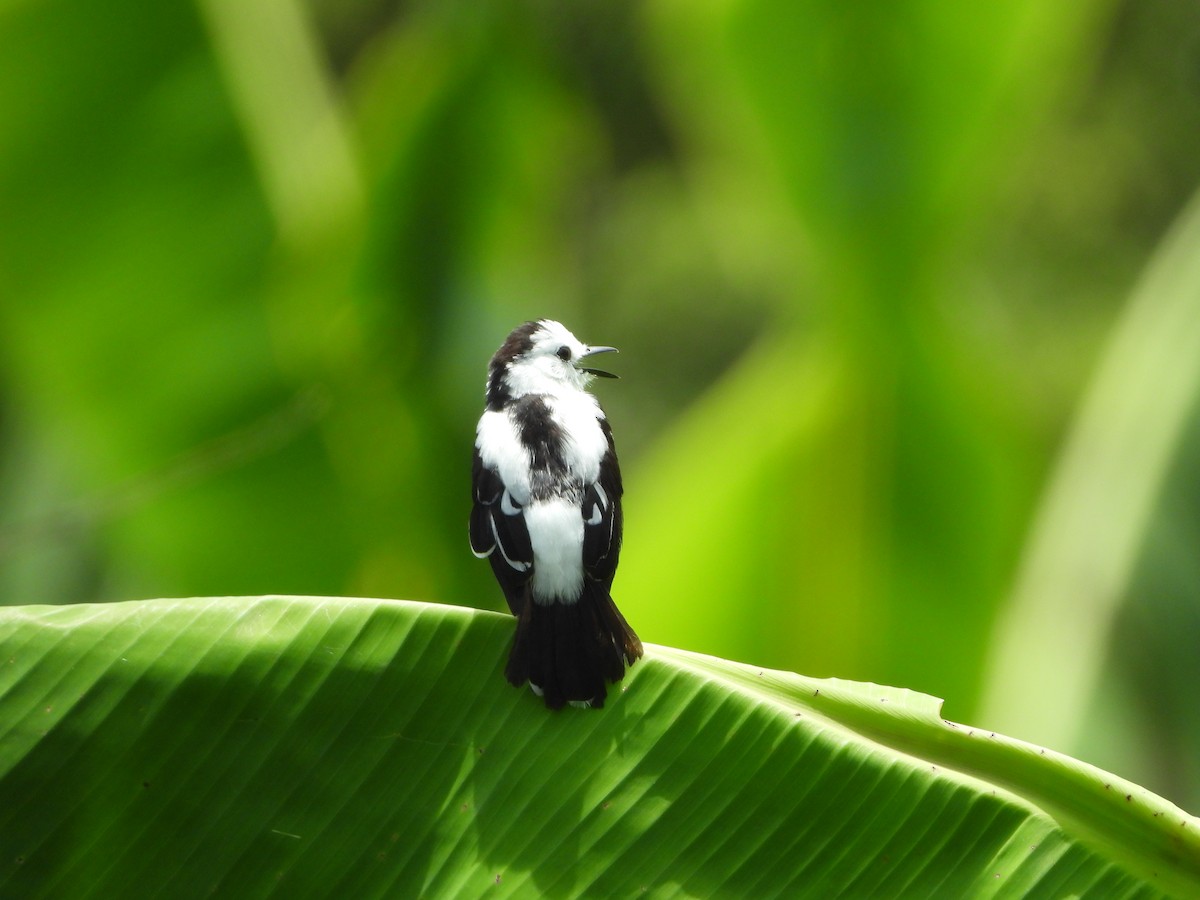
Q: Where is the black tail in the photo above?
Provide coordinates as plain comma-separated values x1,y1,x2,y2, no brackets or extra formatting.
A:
505,582,643,709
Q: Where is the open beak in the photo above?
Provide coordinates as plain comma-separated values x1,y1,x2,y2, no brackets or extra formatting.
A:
579,345,618,378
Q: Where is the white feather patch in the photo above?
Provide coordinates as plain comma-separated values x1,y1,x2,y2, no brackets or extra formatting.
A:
475,410,531,504
500,490,522,516
525,499,585,603
545,393,608,484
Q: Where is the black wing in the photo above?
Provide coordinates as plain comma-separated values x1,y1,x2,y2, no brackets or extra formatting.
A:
471,447,533,615
581,417,623,590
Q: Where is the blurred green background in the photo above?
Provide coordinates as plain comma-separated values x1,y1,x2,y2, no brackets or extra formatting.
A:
3,0,1200,814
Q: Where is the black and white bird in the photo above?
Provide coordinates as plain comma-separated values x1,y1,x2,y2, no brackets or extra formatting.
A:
470,319,642,709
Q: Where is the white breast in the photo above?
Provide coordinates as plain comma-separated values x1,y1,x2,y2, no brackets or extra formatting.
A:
546,392,608,484
475,391,608,499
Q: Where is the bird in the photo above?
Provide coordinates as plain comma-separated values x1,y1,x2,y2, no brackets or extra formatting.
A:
470,319,642,709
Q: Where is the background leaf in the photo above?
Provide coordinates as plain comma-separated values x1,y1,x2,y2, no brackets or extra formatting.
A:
981,185,1200,751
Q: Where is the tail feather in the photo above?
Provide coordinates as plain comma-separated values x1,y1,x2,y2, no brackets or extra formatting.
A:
506,582,643,709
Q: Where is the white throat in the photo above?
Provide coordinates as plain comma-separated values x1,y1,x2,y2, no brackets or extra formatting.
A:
503,358,591,400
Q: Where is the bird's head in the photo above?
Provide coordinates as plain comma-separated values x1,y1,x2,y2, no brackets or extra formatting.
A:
486,319,617,407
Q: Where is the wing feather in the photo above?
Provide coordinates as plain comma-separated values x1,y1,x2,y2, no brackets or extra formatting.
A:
582,418,623,588
471,446,533,613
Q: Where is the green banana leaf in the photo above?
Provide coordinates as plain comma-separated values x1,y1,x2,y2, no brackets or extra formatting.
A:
2,596,1196,897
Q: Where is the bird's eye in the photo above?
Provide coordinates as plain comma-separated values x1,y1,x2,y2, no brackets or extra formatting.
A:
556,346,572,361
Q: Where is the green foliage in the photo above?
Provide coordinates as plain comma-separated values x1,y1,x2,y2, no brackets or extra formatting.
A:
2,0,1200,821
3,596,1197,897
